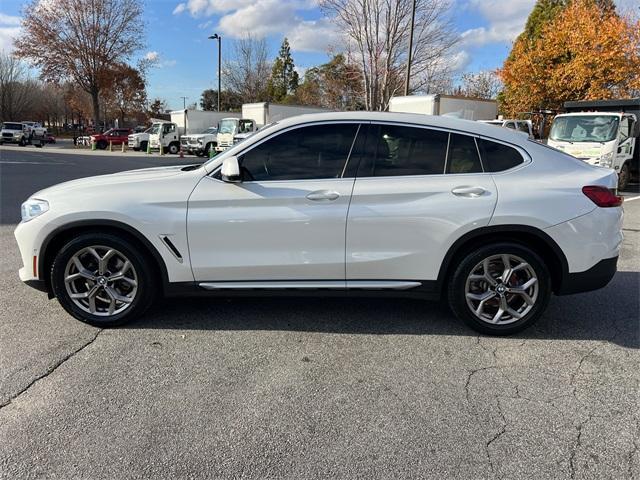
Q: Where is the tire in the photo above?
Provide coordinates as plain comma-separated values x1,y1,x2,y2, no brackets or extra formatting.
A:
19,137,27,147
140,141,148,153
97,140,107,150
132,147,139,152
167,142,179,155
618,163,630,192
51,233,157,327
448,242,551,335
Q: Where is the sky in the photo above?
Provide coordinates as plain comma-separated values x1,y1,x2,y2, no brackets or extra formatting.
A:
0,0,638,110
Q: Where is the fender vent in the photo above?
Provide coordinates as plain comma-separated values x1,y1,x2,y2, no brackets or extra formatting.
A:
161,235,183,262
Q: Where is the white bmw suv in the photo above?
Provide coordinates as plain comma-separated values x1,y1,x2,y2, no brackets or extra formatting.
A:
15,112,623,335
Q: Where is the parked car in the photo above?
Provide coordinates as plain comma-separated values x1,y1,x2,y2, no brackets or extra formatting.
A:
128,127,152,152
90,128,131,149
1,122,29,146
478,119,534,138
21,121,47,138
181,126,218,156
15,112,622,335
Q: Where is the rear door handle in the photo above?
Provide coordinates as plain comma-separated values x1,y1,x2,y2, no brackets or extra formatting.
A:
306,190,340,201
451,186,487,197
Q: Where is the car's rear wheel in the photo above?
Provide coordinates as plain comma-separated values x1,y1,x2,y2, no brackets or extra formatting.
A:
51,233,157,327
97,140,107,150
448,243,551,335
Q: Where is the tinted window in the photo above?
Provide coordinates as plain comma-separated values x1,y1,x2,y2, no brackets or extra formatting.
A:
358,125,448,177
446,134,483,174
478,139,524,172
239,124,359,181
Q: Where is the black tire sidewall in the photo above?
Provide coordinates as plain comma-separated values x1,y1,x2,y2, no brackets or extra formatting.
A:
448,242,551,335
51,233,156,327
618,163,629,191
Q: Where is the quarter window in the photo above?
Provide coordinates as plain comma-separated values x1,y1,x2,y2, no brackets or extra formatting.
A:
358,125,449,177
477,139,524,172
239,124,359,181
446,133,483,174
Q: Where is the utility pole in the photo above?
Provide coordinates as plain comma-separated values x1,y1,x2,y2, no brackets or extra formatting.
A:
404,0,416,96
208,34,222,111
180,96,188,109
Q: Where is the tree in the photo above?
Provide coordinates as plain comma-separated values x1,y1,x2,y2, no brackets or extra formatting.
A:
267,38,299,102
14,0,144,126
319,0,458,110
458,71,502,99
296,54,364,110
103,63,147,125
148,98,168,118
200,89,243,111
0,53,38,122
223,36,271,103
499,0,640,115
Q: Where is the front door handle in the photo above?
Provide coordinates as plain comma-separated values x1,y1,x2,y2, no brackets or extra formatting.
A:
306,190,340,201
451,186,487,197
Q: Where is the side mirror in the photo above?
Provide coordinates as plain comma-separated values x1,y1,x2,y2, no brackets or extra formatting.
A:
221,155,242,183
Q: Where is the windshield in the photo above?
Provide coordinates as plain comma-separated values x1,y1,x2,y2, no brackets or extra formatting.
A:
550,115,619,143
2,123,23,130
218,119,237,135
201,127,217,134
149,124,160,134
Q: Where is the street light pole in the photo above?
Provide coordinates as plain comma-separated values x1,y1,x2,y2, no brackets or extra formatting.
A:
208,34,222,112
404,0,416,96
180,96,187,109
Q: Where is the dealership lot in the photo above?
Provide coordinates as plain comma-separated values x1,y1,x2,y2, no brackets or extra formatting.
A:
0,148,638,479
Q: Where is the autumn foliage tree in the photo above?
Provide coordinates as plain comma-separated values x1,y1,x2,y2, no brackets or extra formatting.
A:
499,0,640,115
14,0,144,126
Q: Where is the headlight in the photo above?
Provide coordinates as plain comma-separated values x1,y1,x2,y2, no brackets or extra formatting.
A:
599,152,614,167
21,198,49,222
197,139,203,144
14,133,21,137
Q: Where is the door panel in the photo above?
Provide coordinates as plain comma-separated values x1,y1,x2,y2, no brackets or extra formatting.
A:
188,177,354,281
346,125,498,282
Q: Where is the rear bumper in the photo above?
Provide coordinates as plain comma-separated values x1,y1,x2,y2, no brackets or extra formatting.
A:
556,256,618,295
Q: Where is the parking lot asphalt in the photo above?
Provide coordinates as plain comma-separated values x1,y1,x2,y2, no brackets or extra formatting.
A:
0,148,638,479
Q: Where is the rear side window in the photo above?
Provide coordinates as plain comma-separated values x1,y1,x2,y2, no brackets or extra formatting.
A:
239,123,359,181
477,139,524,172
446,134,483,174
358,124,448,177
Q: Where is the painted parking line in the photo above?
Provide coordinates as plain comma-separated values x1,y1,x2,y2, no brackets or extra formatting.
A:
624,195,640,202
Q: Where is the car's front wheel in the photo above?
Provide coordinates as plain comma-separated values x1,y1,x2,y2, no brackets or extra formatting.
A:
51,233,157,327
448,243,551,335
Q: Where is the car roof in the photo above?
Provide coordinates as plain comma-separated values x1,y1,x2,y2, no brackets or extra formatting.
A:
275,111,530,147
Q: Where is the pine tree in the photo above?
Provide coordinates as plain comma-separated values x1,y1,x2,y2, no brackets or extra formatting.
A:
267,38,299,102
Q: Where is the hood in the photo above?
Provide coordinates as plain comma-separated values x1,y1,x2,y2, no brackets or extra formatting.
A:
32,165,199,198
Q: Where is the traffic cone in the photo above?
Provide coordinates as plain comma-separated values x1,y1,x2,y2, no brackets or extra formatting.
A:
209,146,215,159
179,146,184,158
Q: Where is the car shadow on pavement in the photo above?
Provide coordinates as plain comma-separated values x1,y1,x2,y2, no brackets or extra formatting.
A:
129,272,639,349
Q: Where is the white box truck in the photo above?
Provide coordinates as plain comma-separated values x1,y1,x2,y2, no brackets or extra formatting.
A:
389,94,498,121
215,103,330,153
548,99,639,191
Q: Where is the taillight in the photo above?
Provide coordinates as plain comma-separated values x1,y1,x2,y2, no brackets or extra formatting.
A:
582,186,623,207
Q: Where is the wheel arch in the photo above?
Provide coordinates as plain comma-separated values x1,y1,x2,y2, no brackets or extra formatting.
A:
437,225,569,296
40,220,170,297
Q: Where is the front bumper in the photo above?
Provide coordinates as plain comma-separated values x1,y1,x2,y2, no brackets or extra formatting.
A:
556,256,618,295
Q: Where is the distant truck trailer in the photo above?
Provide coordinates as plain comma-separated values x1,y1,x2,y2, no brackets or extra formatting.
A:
389,94,498,121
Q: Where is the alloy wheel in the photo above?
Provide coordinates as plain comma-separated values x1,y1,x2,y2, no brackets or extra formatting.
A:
64,245,138,316
465,254,538,325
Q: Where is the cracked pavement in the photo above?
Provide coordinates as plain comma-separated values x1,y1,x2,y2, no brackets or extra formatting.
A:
0,151,638,479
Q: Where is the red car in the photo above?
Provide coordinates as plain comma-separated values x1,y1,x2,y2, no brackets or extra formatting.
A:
90,128,131,149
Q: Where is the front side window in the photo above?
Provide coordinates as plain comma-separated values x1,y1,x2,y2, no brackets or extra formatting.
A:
477,139,524,172
446,133,483,174
239,123,360,181
358,124,448,177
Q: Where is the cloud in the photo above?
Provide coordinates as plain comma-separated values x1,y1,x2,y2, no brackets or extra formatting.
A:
460,0,535,46
0,13,21,53
171,0,333,53
144,51,176,68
